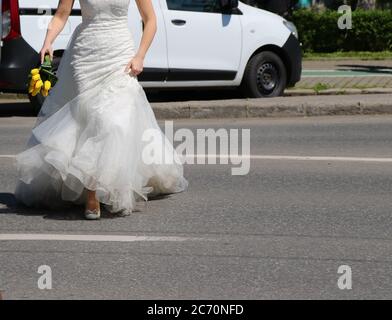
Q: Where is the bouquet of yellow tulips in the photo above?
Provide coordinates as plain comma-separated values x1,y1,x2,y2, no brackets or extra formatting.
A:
28,54,57,97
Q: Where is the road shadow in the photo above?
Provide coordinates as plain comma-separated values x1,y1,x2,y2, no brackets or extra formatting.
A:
337,64,392,75
0,192,90,220
146,87,243,103
0,192,171,221
0,101,36,117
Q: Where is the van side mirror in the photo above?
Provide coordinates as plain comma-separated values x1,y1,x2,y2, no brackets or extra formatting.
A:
219,0,239,12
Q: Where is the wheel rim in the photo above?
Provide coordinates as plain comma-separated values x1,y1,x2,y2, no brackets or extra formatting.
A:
256,62,279,94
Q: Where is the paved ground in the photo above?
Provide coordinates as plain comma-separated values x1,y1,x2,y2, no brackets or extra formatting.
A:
1,115,392,299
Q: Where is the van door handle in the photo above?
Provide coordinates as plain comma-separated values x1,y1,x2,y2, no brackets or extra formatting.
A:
171,19,186,26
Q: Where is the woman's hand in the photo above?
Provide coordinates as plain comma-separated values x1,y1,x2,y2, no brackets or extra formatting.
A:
40,42,54,64
124,55,144,76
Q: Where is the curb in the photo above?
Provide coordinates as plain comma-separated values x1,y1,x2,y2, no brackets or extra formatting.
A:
152,94,392,119
0,93,28,100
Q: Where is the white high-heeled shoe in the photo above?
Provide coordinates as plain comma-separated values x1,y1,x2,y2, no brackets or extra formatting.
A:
84,207,101,220
84,200,101,220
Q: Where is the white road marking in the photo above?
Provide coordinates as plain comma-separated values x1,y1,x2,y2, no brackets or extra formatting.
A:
0,155,16,158
3,154,392,163
0,233,210,242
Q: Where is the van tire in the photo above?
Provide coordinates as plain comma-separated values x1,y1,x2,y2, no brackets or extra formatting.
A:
240,51,287,98
28,55,62,115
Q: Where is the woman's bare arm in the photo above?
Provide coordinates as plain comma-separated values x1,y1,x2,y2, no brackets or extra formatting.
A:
125,0,157,76
134,0,157,59
40,0,75,63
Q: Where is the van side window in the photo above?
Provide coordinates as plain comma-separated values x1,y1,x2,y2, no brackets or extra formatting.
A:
166,0,222,13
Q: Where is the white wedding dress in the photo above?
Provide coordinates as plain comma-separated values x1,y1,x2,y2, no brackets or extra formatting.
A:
14,0,188,214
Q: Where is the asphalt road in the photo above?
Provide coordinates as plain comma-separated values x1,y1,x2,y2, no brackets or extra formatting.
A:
1,114,392,299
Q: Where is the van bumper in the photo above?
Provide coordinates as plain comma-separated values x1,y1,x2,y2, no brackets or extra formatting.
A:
282,33,302,87
0,37,39,92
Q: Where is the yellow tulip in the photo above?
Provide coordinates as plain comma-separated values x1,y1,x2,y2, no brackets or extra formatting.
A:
41,89,49,97
30,68,40,76
29,79,37,92
32,74,41,81
35,80,43,89
44,81,51,91
31,87,41,96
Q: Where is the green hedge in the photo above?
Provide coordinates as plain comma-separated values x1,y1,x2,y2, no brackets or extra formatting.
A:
291,9,392,52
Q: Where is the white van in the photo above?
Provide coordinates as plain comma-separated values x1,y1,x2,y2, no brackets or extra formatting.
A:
0,0,302,111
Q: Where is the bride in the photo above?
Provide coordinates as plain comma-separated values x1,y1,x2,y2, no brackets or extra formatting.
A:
14,0,188,220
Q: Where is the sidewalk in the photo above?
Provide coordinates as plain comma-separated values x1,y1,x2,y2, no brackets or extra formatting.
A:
294,59,392,91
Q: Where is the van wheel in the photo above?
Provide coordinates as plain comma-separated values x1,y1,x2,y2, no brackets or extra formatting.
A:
240,51,287,98
28,55,62,115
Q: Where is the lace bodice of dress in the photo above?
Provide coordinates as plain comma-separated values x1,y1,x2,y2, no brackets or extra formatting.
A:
80,0,131,22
